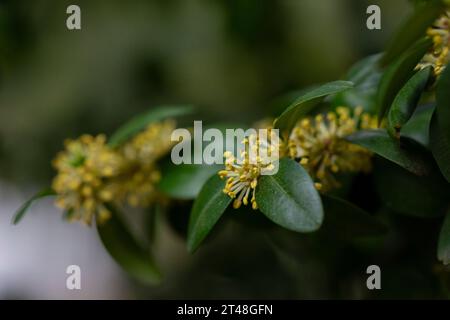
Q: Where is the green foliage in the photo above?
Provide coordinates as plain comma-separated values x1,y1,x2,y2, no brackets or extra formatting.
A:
12,188,55,224
97,206,162,284
187,174,232,253
346,129,430,176
274,81,353,134
256,158,323,232
430,110,450,182
159,163,221,200
108,105,194,148
402,104,434,146
12,0,450,291
158,122,243,199
381,0,445,65
377,37,433,120
436,63,450,142
332,54,382,113
387,66,432,138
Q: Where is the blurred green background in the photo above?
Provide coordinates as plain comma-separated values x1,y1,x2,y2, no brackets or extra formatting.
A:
0,0,410,184
3,0,438,299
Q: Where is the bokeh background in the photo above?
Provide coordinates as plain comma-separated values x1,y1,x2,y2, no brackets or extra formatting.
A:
0,0,420,299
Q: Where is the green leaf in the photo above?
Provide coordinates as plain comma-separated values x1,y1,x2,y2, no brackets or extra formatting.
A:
438,209,450,265
108,105,195,148
274,81,354,134
12,188,56,225
381,0,445,65
402,104,435,146
256,158,323,232
268,86,319,117
187,174,232,252
332,54,382,113
345,54,383,84
346,129,430,176
321,195,388,239
374,158,448,218
97,206,162,285
430,110,450,182
436,62,450,142
159,163,221,200
387,66,432,138
159,122,244,200
378,37,433,120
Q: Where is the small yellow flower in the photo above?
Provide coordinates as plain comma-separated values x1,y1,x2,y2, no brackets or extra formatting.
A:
417,11,450,76
219,130,280,210
122,120,176,165
288,106,377,191
116,165,162,208
117,120,175,207
52,134,124,225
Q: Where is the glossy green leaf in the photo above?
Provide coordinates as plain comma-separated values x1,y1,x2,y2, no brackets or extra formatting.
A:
346,129,430,176
436,62,450,142
402,104,435,146
378,37,433,120
187,174,232,252
108,105,194,148
268,86,319,117
321,195,388,239
381,0,445,65
97,207,162,285
256,158,323,232
12,188,56,225
159,163,221,200
430,110,450,182
438,209,450,265
374,158,448,218
388,66,432,138
332,54,382,113
274,81,353,134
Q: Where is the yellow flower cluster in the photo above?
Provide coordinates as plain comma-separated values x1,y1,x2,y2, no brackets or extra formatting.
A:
418,11,450,76
118,120,176,207
218,107,378,208
219,130,280,210
288,106,377,191
51,120,175,225
52,135,123,225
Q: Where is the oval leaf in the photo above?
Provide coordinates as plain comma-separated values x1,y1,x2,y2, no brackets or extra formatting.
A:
97,207,162,285
430,110,450,182
438,209,450,265
274,81,353,134
377,37,433,120
159,163,221,200
436,61,450,142
321,195,388,239
256,158,324,232
187,174,232,252
388,66,432,138
108,105,194,148
346,129,430,176
12,188,56,225
381,0,445,65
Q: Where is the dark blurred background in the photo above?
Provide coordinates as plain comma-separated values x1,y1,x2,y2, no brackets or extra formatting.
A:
0,0,419,299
